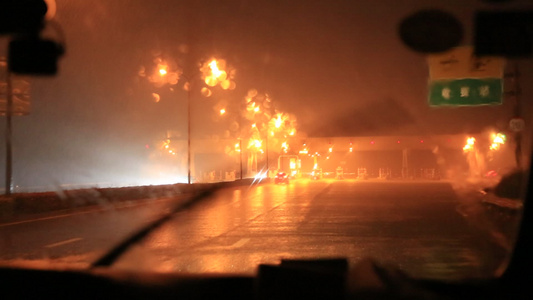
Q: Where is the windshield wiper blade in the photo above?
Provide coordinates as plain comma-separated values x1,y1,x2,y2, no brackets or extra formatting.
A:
90,187,217,269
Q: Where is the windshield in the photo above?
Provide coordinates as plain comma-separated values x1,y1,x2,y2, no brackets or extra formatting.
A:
0,0,532,281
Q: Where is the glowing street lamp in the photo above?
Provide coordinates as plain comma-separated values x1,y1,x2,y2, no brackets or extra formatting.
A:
143,56,235,184
299,144,308,155
241,92,298,176
201,58,235,90
274,114,283,128
490,133,506,151
281,141,289,153
463,137,476,152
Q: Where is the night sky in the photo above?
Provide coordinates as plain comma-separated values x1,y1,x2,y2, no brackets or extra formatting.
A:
0,0,531,189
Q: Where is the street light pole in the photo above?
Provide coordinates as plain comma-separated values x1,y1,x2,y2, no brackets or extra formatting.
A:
265,103,276,175
511,63,522,169
156,58,230,184
239,139,243,180
266,131,269,171
187,85,192,184
4,64,13,195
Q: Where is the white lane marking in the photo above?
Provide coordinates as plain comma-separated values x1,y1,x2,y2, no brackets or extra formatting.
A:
201,238,251,251
490,231,512,252
229,238,250,249
44,238,83,248
0,197,178,228
455,205,468,217
0,212,94,228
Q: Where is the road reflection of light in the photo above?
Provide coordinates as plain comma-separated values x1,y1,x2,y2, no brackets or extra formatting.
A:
203,201,235,237
156,258,178,273
272,185,286,206
147,224,179,250
198,254,233,273
250,186,266,209
232,189,242,205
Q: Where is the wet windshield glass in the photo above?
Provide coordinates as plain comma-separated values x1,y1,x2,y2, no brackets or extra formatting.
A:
0,0,532,281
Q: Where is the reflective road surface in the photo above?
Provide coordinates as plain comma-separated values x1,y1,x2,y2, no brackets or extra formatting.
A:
0,179,509,280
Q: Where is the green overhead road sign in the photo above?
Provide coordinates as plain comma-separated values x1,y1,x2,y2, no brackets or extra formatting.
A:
426,47,504,107
428,78,502,106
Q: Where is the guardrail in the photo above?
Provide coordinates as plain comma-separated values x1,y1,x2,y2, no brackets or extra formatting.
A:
0,179,261,221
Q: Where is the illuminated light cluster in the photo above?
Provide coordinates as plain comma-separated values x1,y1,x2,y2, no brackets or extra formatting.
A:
242,91,298,155
151,93,161,103
490,133,506,151
248,139,262,149
209,60,223,78
141,58,181,88
301,144,311,155
246,101,257,113
220,108,226,115
157,139,179,157
235,142,241,152
282,141,289,153
274,114,283,128
201,87,212,97
290,160,296,169
270,113,297,139
200,58,236,90
463,137,476,152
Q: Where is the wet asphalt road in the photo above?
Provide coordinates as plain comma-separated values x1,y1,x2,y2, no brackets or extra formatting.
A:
0,179,510,280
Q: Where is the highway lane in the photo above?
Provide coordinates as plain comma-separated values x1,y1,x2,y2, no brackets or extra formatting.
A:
0,180,509,280
115,179,505,280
